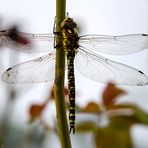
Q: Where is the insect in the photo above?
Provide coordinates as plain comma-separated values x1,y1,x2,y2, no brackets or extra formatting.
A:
0,26,31,49
1,18,148,134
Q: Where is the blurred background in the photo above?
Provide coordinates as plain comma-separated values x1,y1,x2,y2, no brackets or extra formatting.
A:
0,0,148,147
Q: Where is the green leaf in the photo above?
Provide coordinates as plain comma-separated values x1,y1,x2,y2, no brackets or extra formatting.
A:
95,125,133,148
76,121,97,133
108,104,148,125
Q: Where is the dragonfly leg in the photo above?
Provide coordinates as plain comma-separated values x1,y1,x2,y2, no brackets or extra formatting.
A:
53,15,63,48
53,30,62,48
54,38,62,48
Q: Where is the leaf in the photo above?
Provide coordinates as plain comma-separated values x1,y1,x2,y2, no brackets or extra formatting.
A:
95,125,133,148
82,102,101,113
102,83,126,107
107,104,133,110
76,121,96,133
107,104,148,126
94,103,148,148
29,103,46,123
132,105,148,125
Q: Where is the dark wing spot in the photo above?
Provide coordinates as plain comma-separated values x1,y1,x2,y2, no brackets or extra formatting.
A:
138,70,144,74
7,68,12,71
142,34,148,36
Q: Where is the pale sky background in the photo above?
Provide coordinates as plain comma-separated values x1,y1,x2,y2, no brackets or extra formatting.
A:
0,0,148,147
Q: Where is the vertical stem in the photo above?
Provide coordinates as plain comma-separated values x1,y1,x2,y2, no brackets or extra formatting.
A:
54,0,72,148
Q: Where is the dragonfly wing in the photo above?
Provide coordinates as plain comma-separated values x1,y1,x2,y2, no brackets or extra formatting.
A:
21,33,55,53
75,48,148,86
0,31,55,53
2,52,56,83
79,34,148,55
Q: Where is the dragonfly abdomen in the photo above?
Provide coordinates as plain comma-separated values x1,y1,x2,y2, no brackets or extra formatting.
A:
67,56,76,134
65,39,77,134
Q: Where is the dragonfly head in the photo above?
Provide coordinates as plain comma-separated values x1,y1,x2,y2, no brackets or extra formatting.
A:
60,18,77,29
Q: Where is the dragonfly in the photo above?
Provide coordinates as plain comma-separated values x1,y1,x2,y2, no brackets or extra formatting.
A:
1,18,148,134
0,26,31,49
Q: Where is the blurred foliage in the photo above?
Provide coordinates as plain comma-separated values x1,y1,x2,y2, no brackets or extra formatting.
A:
1,68,148,148
26,83,148,148
102,83,126,107
29,103,46,123
82,102,101,113
76,83,148,148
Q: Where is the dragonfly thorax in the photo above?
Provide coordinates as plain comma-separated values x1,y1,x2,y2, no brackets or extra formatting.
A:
61,18,79,54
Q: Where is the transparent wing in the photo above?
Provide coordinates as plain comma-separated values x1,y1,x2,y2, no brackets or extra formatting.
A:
79,34,148,55
21,33,55,52
2,52,56,83
75,48,148,86
0,31,55,53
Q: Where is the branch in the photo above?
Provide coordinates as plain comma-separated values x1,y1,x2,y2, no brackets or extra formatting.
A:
54,0,72,147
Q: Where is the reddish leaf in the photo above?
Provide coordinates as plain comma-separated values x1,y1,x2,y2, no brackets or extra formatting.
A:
29,103,46,123
102,83,126,107
82,102,100,113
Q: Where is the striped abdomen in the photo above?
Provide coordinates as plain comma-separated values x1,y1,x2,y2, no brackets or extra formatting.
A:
67,51,76,133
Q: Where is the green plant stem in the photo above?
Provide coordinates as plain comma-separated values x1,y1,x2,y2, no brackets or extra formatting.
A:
54,0,72,148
